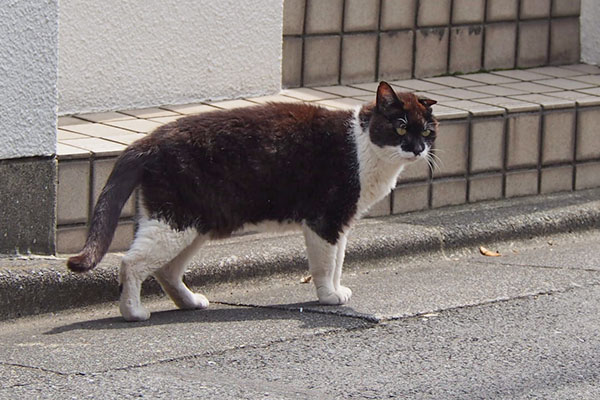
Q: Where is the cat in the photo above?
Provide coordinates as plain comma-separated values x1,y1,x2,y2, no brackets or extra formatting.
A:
67,82,437,321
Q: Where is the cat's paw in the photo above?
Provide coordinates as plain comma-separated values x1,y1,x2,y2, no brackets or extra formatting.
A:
120,300,151,322
317,285,352,305
177,293,210,310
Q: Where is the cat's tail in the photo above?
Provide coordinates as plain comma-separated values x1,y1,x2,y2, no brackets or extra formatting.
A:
67,146,147,273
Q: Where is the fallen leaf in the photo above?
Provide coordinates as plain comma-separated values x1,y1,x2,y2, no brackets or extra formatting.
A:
479,246,501,257
299,275,312,283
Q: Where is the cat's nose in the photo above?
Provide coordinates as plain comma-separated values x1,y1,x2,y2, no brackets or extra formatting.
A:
412,143,424,156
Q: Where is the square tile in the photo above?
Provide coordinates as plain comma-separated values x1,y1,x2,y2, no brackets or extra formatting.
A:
341,34,377,84
452,0,485,24
507,113,541,169
381,0,416,30
484,23,517,70
550,18,580,65
413,91,457,103
468,85,527,97
105,119,163,133
56,225,87,254
108,222,136,252
520,0,551,18
283,0,306,35
366,195,391,217
525,66,583,78
423,76,480,88
348,82,381,92
440,100,504,116
148,116,184,125
305,0,343,34
577,109,600,160
470,118,504,173
492,69,550,81
576,162,600,190
102,134,146,145
160,103,216,115
430,88,488,100
93,159,136,218
56,143,91,160
486,0,518,21
64,137,127,157
391,79,448,91
505,170,539,198
431,104,470,120
57,160,90,224
344,0,379,32
561,64,600,75
469,174,503,202
552,0,581,16
431,178,467,208
281,87,340,101
209,99,256,110
378,31,414,81
540,166,573,194
417,0,451,26
546,91,600,107
449,26,483,74
500,81,559,94
414,28,448,78
393,183,429,214
315,98,366,110
433,121,469,177
120,108,179,119
474,97,540,113
518,21,550,68
58,129,88,141
282,37,303,88
460,73,519,85
74,112,134,123
313,85,373,97
60,123,134,138
58,116,89,126
398,158,430,182
534,78,592,91
303,35,341,86
508,94,575,110
542,110,575,164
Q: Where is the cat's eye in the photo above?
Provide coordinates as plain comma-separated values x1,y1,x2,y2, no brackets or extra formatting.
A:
422,129,431,137
396,127,407,136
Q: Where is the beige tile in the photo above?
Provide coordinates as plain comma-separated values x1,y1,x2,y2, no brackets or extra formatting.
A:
160,103,216,115
484,23,517,70
381,0,416,30
209,99,257,110
518,21,549,68
417,0,451,26
60,123,136,138
576,162,600,190
281,87,340,101
64,137,127,157
378,31,414,81
470,119,504,173
577,109,600,160
75,111,135,123
525,66,583,78
58,129,88,141
561,64,600,75
460,73,519,85
305,0,343,34
315,97,367,110
440,100,504,116
56,225,87,254
246,94,302,104
414,92,457,103
393,183,429,214
352,94,377,102
570,75,600,85
423,76,480,88
469,174,503,202
415,28,448,78
449,26,483,74
467,85,527,97
313,85,373,97
431,104,470,120
398,158,430,182
366,195,391,217
391,79,448,91
534,78,592,91
282,36,303,88
120,107,179,119
105,119,163,133
540,166,573,194
433,121,469,177
283,0,305,35
108,221,136,252
474,97,540,113
348,82,381,92
431,179,467,208
430,88,489,100
499,82,559,94
507,114,540,169
341,34,377,84
58,116,89,126
520,0,551,18
486,0,518,21
57,160,90,225
552,0,581,16
508,94,575,110
452,0,485,23
550,18,580,65
542,111,575,164
102,134,146,145
344,0,379,32
93,158,136,218
303,35,341,86
505,170,539,198
56,143,91,160
545,91,600,107
492,69,550,81
148,116,184,124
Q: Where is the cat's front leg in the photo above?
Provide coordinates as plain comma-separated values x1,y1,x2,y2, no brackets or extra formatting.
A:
302,226,352,305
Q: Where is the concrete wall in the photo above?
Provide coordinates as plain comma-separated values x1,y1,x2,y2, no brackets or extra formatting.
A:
0,0,58,159
58,0,283,115
581,0,600,65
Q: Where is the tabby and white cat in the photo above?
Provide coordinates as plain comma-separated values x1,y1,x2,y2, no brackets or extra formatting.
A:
68,82,437,321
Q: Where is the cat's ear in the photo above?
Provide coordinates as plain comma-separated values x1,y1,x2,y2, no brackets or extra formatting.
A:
376,81,403,114
419,97,437,109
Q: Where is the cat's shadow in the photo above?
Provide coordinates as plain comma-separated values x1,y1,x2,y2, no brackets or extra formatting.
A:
44,301,365,335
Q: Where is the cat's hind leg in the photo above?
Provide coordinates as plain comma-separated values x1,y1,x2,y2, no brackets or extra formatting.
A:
302,226,352,305
119,217,201,321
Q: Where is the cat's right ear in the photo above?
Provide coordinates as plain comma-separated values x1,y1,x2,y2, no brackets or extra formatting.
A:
376,81,403,114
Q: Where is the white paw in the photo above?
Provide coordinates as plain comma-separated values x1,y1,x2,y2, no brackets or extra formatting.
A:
177,293,210,310
317,285,353,305
120,299,151,322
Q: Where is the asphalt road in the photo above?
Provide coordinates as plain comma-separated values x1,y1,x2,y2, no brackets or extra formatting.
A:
2,229,600,399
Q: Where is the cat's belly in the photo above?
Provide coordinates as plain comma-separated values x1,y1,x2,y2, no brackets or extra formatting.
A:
240,219,303,234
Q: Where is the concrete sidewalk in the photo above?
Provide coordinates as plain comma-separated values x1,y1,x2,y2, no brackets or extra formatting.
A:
1,188,600,321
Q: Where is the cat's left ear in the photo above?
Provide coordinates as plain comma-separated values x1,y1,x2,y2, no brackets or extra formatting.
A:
376,81,403,114
418,97,437,109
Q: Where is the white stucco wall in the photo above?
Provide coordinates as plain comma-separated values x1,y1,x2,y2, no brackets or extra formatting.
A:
581,0,600,65
0,1,58,159
58,0,283,115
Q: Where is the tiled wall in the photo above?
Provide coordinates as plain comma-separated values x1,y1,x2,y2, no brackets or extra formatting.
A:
283,0,581,87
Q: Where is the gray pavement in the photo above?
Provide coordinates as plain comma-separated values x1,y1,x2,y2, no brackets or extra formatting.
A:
3,225,600,398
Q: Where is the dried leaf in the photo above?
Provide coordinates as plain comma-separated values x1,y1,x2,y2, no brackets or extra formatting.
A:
299,275,312,284
479,246,501,257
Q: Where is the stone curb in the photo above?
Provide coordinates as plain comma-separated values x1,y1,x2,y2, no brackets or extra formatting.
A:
1,188,600,321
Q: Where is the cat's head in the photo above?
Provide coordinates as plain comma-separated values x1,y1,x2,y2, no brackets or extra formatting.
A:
366,81,437,164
